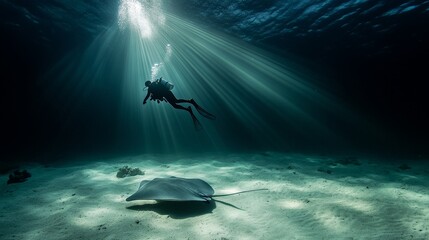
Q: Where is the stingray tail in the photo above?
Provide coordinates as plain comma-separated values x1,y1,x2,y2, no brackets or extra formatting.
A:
212,188,268,197
212,199,243,210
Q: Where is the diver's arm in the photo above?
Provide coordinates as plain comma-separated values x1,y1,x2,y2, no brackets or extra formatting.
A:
143,91,150,105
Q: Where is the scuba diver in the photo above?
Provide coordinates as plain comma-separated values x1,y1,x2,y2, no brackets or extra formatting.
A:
143,77,216,130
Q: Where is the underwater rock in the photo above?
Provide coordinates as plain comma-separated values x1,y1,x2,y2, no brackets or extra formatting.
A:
7,170,31,184
398,164,411,171
331,156,361,166
317,167,332,174
116,166,145,178
336,157,361,166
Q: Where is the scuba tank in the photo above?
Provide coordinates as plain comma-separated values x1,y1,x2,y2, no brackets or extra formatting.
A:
157,77,174,90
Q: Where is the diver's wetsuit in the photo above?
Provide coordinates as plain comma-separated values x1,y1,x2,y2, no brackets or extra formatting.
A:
143,80,215,130
144,82,191,111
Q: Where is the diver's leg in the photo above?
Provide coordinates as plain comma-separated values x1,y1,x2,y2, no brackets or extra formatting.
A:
169,102,202,130
165,91,193,105
164,92,190,112
165,92,202,129
188,107,202,131
176,99,192,104
187,99,216,120
169,102,188,111
174,98,200,109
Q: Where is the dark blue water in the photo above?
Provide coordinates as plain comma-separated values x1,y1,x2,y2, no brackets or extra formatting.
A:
1,0,428,165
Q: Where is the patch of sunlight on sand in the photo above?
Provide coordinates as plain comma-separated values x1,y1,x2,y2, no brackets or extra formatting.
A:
378,185,429,203
191,221,227,239
220,209,250,224
314,209,347,232
72,207,118,227
218,166,239,172
218,187,242,194
53,195,74,203
399,189,429,202
103,193,127,203
83,169,118,182
239,180,287,192
213,181,272,196
279,199,305,209
338,199,374,213
308,179,364,198
282,184,312,192
122,176,143,186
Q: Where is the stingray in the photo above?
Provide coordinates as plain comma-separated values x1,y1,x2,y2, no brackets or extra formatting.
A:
126,176,267,203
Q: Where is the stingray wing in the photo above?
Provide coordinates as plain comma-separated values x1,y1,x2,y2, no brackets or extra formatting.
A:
126,177,214,202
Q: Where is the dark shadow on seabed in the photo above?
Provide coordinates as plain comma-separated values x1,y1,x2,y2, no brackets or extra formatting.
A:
127,201,217,219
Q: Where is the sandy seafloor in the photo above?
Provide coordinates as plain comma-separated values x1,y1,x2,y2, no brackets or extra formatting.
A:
0,152,428,240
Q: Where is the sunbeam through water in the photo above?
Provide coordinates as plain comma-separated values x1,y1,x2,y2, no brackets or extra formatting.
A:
42,0,374,154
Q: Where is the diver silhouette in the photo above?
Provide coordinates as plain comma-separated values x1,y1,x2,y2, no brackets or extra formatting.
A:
143,77,215,130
